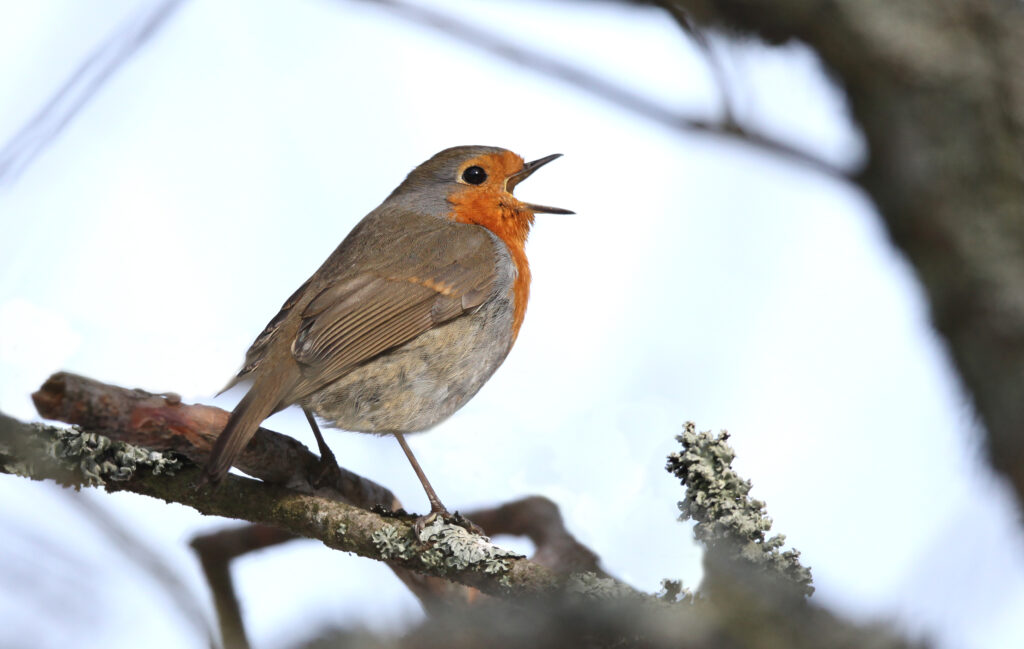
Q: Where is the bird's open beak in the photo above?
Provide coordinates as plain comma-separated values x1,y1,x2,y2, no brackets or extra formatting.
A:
507,153,574,215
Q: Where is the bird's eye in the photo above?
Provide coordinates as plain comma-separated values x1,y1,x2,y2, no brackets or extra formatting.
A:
461,166,487,185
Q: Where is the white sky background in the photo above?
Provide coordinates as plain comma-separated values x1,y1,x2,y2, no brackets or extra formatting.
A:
1,1,1023,648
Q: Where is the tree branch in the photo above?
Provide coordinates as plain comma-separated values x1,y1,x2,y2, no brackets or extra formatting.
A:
190,524,291,649
6,372,637,603
31,372,398,506
0,410,593,598
2,387,922,647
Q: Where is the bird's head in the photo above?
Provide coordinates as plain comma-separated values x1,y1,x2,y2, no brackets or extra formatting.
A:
387,146,572,246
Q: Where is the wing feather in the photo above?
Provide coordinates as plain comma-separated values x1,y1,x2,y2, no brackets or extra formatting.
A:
282,215,502,404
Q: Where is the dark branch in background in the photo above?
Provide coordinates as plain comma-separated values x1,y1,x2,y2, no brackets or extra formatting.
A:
189,498,612,647
0,0,846,186
466,496,605,577
191,524,294,649
0,0,185,185
295,593,916,649
655,1,737,126
64,491,217,645
644,0,1024,510
357,0,848,180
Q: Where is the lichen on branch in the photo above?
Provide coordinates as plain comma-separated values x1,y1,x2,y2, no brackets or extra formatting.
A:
0,411,574,599
1,414,181,488
667,422,813,597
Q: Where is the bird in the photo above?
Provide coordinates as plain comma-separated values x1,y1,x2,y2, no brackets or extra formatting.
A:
202,145,571,522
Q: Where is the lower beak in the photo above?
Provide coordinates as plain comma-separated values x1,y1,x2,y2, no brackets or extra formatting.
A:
507,153,574,215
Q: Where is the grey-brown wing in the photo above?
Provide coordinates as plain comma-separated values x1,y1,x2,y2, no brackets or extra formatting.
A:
219,278,312,394
285,223,498,402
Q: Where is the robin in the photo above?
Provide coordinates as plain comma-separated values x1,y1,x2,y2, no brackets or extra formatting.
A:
202,145,571,522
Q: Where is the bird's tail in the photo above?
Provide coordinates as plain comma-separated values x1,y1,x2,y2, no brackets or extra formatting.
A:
202,372,292,485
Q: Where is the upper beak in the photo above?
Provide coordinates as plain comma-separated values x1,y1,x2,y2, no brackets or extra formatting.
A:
506,153,574,215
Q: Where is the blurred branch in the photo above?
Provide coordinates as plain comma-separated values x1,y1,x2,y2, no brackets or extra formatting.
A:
188,502,609,646
191,524,294,649
295,592,918,649
0,0,844,185
465,496,605,577
357,0,848,181
641,0,1024,510
188,496,610,644
654,1,737,125
66,491,217,645
0,0,185,186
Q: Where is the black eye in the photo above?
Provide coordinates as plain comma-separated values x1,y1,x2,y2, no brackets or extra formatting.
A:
461,166,487,185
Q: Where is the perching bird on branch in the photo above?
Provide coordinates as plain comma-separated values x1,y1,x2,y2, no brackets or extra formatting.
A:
202,146,570,524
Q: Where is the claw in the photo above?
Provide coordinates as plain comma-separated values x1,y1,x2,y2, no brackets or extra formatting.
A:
413,510,440,536
311,453,343,489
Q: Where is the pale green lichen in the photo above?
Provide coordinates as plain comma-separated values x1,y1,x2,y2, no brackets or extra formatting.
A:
372,519,523,582
417,519,522,576
46,425,180,486
336,522,348,536
666,422,814,597
371,524,412,560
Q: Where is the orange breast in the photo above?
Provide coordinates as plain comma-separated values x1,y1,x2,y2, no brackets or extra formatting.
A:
448,188,534,343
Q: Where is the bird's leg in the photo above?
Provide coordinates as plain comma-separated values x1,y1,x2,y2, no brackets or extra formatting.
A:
303,408,342,487
394,433,447,514
394,432,453,531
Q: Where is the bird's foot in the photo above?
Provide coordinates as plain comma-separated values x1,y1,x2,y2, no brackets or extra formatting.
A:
413,508,484,537
311,453,344,489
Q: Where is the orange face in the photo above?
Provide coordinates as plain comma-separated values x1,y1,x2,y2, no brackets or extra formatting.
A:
447,151,537,342
446,151,537,240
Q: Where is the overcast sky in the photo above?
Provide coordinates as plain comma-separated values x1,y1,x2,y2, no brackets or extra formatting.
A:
1,1,1022,648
